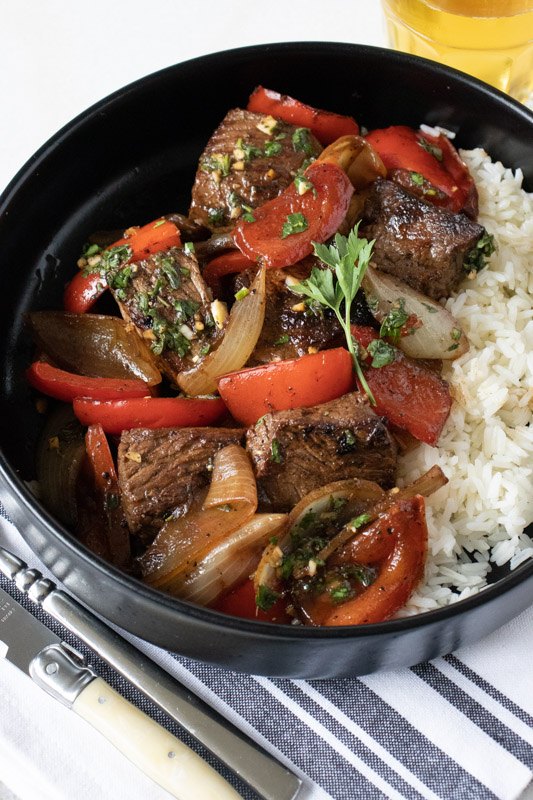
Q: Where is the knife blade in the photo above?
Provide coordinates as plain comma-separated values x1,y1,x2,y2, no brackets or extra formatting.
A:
0,547,303,800
0,585,242,800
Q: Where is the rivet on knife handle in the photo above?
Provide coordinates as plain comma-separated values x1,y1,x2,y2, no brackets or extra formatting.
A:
0,547,303,800
28,641,241,800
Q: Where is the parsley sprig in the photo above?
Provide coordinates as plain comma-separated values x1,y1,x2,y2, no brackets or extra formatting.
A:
291,224,376,404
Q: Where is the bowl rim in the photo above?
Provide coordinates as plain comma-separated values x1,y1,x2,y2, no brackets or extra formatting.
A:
1,40,532,642
1,40,533,205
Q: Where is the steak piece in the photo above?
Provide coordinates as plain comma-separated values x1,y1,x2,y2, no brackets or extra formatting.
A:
234,260,342,365
246,393,397,512
189,108,322,230
108,246,218,384
360,178,485,299
118,426,244,538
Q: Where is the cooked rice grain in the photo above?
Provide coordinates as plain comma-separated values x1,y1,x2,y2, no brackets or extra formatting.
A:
396,149,533,615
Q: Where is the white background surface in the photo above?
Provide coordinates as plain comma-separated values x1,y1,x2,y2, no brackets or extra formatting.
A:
0,2,532,799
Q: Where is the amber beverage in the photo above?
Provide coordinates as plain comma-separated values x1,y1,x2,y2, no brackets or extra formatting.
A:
381,0,533,101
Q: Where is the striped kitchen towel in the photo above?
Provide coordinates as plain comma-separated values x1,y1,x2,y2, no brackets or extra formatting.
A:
0,508,531,800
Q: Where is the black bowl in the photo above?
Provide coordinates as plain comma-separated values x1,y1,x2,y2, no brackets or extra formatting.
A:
1,42,532,678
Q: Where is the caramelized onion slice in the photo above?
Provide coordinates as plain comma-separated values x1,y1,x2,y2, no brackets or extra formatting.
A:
317,465,448,563
253,478,386,595
36,405,86,527
140,444,257,591
362,267,469,360
318,135,386,189
177,266,266,396
29,311,161,385
174,514,288,606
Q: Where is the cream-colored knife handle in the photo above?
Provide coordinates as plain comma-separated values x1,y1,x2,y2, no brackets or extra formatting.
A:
29,644,240,800
73,677,241,800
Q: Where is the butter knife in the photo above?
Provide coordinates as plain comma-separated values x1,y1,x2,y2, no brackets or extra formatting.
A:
0,546,302,800
0,584,242,799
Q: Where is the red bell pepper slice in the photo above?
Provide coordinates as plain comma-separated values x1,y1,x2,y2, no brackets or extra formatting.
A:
365,125,477,216
233,161,353,269
212,578,289,623
217,348,354,426
202,251,256,296
351,325,452,446
73,396,227,435
26,361,150,403
247,86,359,145
64,218,182,314
84,424,130,567
322,495,428,626
112,218,182,262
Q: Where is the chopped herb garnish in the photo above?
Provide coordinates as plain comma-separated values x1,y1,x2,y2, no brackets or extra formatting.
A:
91,244,131,278
292,127,314,156
256,585,280,611
183,242,195,256
147,308,191,357
199,343,211,356
270,439,282,463
160,261,181,289
174,298,199,321
380,299,409,343
234,286,250,301
451,327,462,341
290,224,376,404
218,503,234,512
201,153,231,176
274,132,287,141
236,138,262,162
255,414,268,426
330,496,348,512
153,218,166,228
418,138,443,161
294,174,315,196
274,333,290,345
342,429,356,446
207,207,225,226
281,212,308,238
463,232,496,273
330,585,352,604
447,343,459,352
137,292,150,315
349,513,372,530
107,265,133,300
264,140,283,157
410,171,425,186
367,338,396,368
82,243,102,258
421,302,438,313
241,209,256,223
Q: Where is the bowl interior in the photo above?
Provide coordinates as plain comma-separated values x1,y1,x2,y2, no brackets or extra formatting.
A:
0,42,532,675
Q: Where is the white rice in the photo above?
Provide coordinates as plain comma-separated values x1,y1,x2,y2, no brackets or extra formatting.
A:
396,149,533,615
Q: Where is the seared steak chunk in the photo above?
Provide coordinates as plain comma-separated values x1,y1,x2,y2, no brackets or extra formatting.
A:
234,262,342,365
189,108,322,230
360,178,485,299
107,246,217,383
118,426,244,538
246,393,397,511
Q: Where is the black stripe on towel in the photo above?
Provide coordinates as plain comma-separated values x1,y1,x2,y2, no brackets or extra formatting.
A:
185,660,389,800
310,677,498,800
276,679,427,800
444,654,533,728
412,662,533,768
